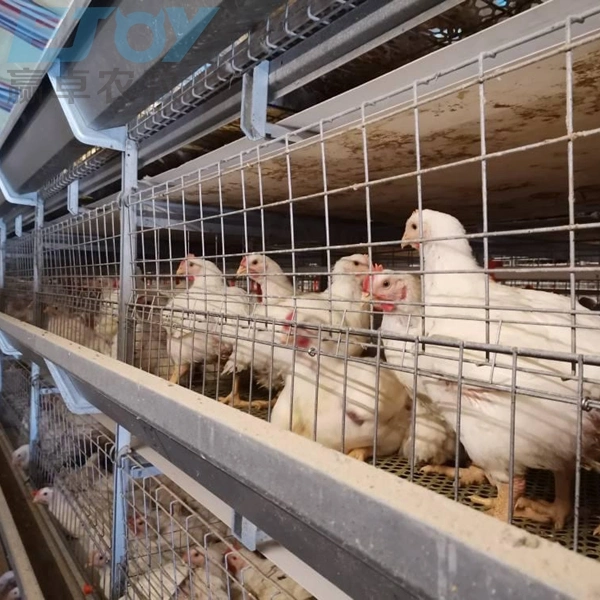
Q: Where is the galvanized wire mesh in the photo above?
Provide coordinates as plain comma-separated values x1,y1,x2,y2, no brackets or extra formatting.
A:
119,456,313,599
6,0,600,570
3,236,35,323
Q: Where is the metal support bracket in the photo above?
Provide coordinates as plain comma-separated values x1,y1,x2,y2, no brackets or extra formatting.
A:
48,61,127,152
0,331,22,358
241,61,270,141
40,387,59,395
44,359,100,414
129,462,162,479
15,215,22,237
240,61,313,143
67,180,79,216
232,512,272,551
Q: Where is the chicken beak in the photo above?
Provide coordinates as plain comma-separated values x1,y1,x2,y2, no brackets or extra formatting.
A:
236,264,247,276
400,236,419,251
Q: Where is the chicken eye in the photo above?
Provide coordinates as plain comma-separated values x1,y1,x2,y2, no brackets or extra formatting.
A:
383,281,390,288
251,259,258,265
411,223,417,230
353,261,359,266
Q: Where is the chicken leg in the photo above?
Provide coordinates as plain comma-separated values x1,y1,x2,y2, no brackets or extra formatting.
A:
169,363,190,385
219,374,270,410
420,464,488,486
469,477,553,524
515,470,573,529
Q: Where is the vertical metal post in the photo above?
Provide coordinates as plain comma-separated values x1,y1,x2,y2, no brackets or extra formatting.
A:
118,138,138,364
110,425,131,599
33,201,44,328
29,362,40,482
110,137,138,599
0,219,6,314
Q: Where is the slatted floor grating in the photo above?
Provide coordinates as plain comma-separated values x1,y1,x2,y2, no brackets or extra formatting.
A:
192,370,600,560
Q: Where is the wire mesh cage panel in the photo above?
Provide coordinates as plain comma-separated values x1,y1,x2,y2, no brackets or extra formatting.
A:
29,387,115,599
3,235,35,324
117,455,313,600
0,359,30,453
117,4,600,560
39,203,122,358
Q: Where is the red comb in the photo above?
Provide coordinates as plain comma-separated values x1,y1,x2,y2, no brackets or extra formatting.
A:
82,583,94,595
240,256,247,267
373,263,384,272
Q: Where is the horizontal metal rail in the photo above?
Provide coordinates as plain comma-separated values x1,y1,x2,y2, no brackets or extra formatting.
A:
0,484,45,600
0,313,597,600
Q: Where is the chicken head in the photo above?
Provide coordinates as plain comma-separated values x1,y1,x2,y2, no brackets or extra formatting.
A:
11,444,29,469
87,549,110,568
181,546,206,568
369,271,421,313
176,256,223,283
32,487,53,504
332,253,371,279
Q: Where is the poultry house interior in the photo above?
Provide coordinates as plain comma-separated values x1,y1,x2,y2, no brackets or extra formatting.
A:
0,0,600,599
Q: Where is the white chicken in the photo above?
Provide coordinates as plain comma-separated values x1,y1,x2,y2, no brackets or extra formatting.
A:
33,486,86,538
237,252,294,306
11,444,29,471
180,543,232,599
162,255,251,385
269,309,411,461
218,253,294,408
222,254,373,408
91,276,120,359
227,547,312,600
400,208,600,527
366,268,486,484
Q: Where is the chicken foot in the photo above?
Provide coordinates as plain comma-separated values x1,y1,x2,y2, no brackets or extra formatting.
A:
514,470,573,530
219,374,270,410
469,478,553,525
346,447,374,462
420,464,488,486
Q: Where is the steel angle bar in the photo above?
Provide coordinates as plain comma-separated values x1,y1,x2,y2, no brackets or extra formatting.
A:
0,314,597,600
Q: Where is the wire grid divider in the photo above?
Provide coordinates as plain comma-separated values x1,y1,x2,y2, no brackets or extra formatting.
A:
119,453,313,600
38,202,122,360
0,358,31,451
2,235,35,323
122,2,600,557
28,386,115,599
